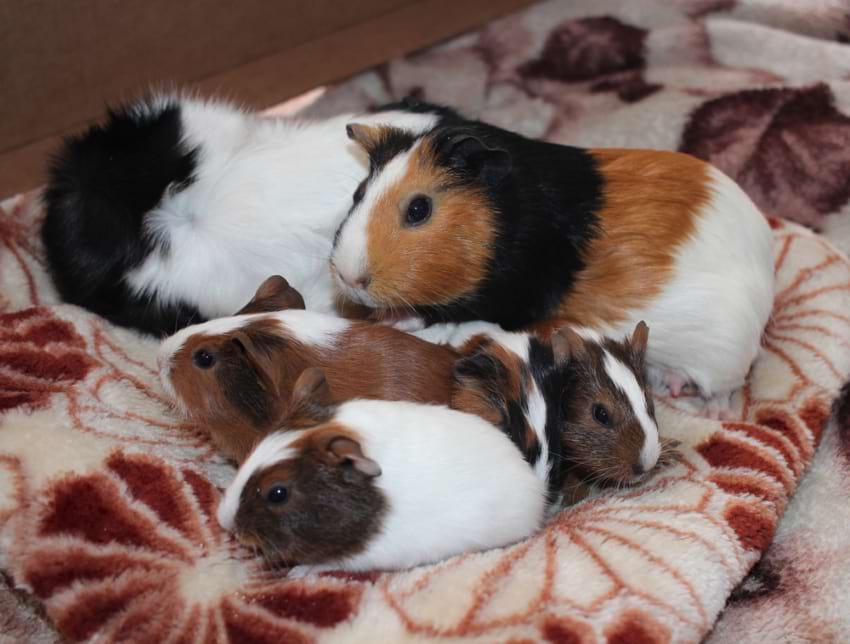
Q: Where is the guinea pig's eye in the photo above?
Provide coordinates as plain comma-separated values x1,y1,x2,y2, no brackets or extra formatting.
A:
404,195,432,227
265,483,288,505
192,349,216,369
591,403,611,427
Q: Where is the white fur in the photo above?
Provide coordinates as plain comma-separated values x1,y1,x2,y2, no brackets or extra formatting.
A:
413,321,528,355
599,167,774,399
602,351,660,471
332,143,422,306
123,95,439,319
413,322,553,478
220,400,547,572
525,379,550,481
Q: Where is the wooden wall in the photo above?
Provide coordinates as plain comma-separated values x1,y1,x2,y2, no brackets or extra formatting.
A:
0,0,534,198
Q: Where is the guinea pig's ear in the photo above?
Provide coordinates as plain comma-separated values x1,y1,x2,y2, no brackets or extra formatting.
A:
285,367,336,428
444,134,512,187
630,321,649,356
231,330,279,396
346,123,381,154
451,344,507,427
236,275,306,315
325,436,382,478
551,326,588,363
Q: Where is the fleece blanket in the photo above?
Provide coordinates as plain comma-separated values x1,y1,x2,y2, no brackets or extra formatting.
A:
2,0,850,641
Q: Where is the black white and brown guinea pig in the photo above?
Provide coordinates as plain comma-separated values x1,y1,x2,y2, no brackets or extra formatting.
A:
330,118,775,410
40,93,459,335
157,276,458,462
420,320,676,496
216,368,547,575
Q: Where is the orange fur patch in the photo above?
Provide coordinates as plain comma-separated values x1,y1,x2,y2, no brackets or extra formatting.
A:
556,149,712,327
366,139,496,307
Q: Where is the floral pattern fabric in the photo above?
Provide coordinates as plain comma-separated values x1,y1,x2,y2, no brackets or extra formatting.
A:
3,0,850,641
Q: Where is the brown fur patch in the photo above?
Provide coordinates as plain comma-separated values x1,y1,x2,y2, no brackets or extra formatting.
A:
556,332,654,485
556,149,712,326
366,139,497,306
167,317,457,462
235,423,386,565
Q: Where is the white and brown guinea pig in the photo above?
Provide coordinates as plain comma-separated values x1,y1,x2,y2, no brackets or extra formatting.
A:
330,118,774,409
157,276,457,461
420,320,675,496
216,368,546,575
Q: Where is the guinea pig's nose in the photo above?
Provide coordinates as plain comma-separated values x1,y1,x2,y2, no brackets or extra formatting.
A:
355,274,371,289
339,271,371,290
631,463,645,477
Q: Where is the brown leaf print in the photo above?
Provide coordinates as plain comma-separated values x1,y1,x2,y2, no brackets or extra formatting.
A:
520,16,648,82
0,308,94,412
680,83,850,227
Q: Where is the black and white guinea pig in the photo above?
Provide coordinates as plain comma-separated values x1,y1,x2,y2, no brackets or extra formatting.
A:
216,368,546,575
330,118,774,409
419,320,674,494
41,94,459,335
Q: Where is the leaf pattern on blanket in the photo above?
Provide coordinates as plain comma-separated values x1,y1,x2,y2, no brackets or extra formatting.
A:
680,83,850,227
0,308,94,412
520,16,647,81
518,16,662,103
4,1,850,642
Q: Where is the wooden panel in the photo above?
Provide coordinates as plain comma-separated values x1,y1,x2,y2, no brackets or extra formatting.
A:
0,0,412,150
0,0,534,198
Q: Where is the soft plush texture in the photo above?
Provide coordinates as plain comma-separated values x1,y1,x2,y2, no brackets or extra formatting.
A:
2,0,850,641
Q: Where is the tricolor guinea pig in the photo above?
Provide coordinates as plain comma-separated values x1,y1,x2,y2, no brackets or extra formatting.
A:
331,118,774,410
41,93,459,335
216,368,546,575
158,276,457,461
423,320,676,496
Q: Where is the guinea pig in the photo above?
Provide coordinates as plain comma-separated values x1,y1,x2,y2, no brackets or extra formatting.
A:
427,320,675,494
216,368,547,575
330,117,774,411
41,93,460,335
157,276,458,461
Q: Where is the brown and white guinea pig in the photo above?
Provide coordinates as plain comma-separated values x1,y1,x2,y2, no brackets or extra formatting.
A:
157,276,457,461
420,320,676,495
216,368,547,575
330,119,775,410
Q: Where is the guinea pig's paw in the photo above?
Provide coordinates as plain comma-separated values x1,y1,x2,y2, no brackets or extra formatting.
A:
698,393,736,422
648,367,696,398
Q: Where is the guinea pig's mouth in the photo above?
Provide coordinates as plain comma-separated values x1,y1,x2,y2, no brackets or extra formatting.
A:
331,266,381,309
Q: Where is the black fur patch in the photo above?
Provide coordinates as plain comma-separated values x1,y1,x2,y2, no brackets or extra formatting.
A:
366,127,419,173
41,97,203,335
411,120,605,329
528,337,573,494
